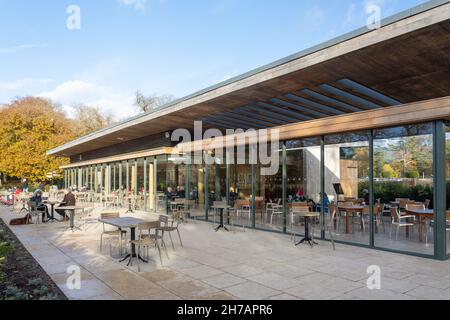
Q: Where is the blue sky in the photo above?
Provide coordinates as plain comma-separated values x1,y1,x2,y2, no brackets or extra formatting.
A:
0,0,428,119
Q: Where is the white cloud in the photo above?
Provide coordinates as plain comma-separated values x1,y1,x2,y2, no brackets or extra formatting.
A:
0,78,53,90
38,80,136,120
0,44,37,54
118,0,148,12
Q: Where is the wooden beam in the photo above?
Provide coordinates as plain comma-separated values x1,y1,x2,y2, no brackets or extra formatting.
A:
179,96,450,151
60,147,174,169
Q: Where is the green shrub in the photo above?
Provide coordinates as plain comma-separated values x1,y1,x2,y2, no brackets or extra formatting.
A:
358,180,435,207
407,170,420,179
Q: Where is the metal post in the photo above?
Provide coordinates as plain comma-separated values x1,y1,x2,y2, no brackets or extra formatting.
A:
282,142,287,233
434,120,447,260
321,136,325,239
126,161,130,192
153,158,157,212
144,158,148,212
204,151,209,221
107,163,111,194
226,149,231,205
369,130,375,247
251,163,256,229
134,159,138,196
118,162,123,190
185,161,190,217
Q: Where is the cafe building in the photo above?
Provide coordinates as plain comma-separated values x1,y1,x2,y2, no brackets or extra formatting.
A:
48,0,450,260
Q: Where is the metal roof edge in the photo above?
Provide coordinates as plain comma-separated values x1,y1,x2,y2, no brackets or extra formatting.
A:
48,0,449,156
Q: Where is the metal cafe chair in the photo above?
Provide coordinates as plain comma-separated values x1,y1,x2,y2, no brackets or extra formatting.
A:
130,221,163,272
389,207,415,240
27,201,41,224
99,212,127,256
235,199,251,230
158,212,184,250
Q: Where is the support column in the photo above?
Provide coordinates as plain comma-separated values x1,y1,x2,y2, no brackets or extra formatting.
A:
119,162,123,190
144,158,148,211
282,142,287,233
126,161,130,192
134,159,138,196
369,130,375,247
320,136,325,239
434,120,447,260
204,151,209,221
226,149,231,205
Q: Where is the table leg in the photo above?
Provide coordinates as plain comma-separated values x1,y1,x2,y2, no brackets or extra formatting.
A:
296,217,318,247
70,211,74,229
215,209,229,232
419,216,424,242
345,212,350,234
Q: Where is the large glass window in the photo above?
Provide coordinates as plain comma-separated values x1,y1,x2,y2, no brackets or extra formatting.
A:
190,163,206,219
286,138,322,238
374,124,434,255
325,131,370,245
256,143,282,231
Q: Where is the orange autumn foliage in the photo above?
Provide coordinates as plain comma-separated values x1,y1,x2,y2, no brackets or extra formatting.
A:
0,97,75,182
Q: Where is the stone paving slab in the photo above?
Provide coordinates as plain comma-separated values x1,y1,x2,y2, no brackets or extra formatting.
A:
2,205,450,300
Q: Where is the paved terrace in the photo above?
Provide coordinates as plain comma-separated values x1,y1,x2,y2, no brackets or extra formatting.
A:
1,206,450,300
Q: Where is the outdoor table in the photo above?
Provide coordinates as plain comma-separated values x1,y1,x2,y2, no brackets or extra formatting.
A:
43,200,61,222
60,206,85,231
294,211,320,247
170,201,185,211
98,217,148,265
390,201,400,207
405,209,433,242
338,205,365,234
212,204,232,232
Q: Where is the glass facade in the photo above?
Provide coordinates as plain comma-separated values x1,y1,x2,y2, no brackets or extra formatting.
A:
62,120,450,259
325,131,370,245
374,124,434,254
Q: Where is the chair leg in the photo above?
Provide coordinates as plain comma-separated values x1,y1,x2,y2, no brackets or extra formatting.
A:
329,224,336,251
119,232,123,256
156,243,163,266
161,239,170,259
137,245,140,272
176,229,183,247
100,234,103,251
168,232,175,250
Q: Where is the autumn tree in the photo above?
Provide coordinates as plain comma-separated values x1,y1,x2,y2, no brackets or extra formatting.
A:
72,105,114,138
134,90,175,113
0,97,75,182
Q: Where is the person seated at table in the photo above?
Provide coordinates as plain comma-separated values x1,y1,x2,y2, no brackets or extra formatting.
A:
176,186,186,198
31,189,49,222
55,188,76,221
362,189,370,205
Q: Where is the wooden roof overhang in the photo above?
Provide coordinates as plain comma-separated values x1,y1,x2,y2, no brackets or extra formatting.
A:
48,1,450,158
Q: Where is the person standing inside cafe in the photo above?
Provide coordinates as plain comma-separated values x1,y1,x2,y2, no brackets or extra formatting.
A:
55,188,76,220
